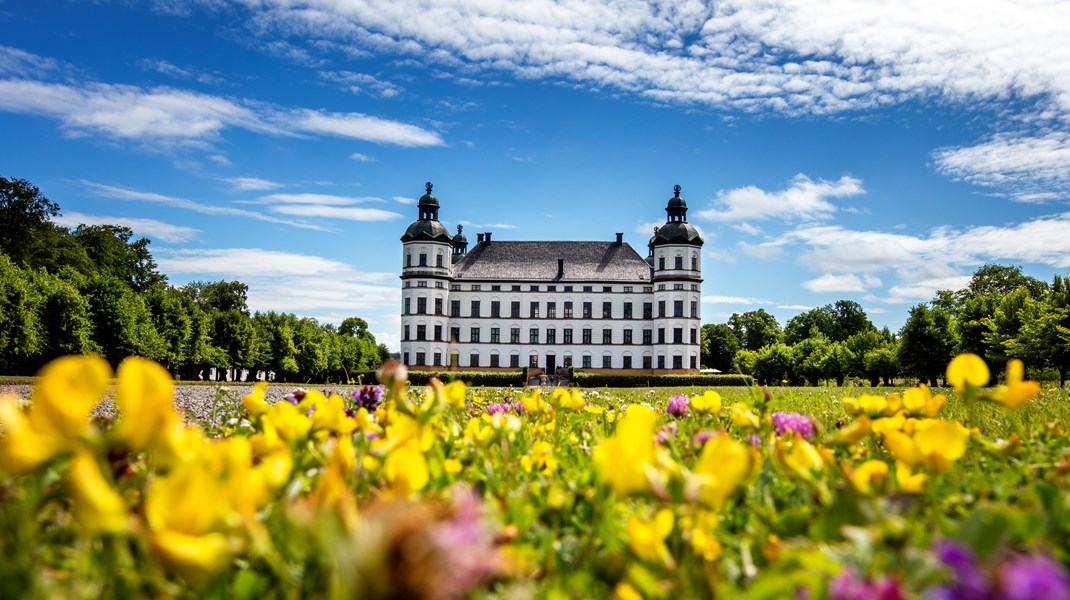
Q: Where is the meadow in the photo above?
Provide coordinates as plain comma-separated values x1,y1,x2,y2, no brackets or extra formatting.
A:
1,355,1068,599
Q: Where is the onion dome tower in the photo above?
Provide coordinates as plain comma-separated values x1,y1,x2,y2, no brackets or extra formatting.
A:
451,224,468,262
650,184,704,371
400,182,453,368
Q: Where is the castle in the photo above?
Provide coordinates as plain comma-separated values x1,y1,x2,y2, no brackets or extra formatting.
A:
399,183,703,373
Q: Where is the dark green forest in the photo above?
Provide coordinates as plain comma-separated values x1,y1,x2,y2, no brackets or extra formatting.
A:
0,177,389,381
701,265,1070,387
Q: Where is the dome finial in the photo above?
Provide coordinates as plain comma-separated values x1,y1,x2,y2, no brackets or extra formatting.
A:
674,184,681,197
426,181,433,194
457,224,462,234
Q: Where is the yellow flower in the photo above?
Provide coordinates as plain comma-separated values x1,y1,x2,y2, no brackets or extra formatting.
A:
520,441,558,475
552,387,585,411
29,355,111,442
857,394,892,418
883,420,969,473
827,415,871,447
520,390,549,414
612,581,644,600
693,433,752,508
114,356,180,451
265,400,312,442
0,393,63,474
241,381,270,417
690,390,722,414
593,404,657,495
69,449,128,534
626,508,674,566
150,529,233,586
443,458,463,475
729,403,760,430
844,459,889,496
772,432,826,483
309,392,357,435
947,353,990,391
901,385,946,418
988,359,1041,409
895,461,927,494
442,380,467,409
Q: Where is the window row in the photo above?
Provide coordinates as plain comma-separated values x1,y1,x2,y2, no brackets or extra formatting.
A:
402,325,699,345
403,299,698,319
656,254,700,272
401,352,698,370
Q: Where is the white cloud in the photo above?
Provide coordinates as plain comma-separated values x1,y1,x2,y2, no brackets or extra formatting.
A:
225,176,285,191
456,220,519,230
932,131,1070,200
53,211,200,243
801,273,882,293
696,174,864,222
295,110,443,147
393,195,417,205
255,193,385,206
269,204,403,222
702,295,772,305
319,70,401,98
350,152,375,162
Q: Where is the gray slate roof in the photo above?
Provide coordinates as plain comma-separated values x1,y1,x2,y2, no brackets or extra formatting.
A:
452,241,652,282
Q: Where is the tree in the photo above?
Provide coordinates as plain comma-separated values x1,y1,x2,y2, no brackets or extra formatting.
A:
863,347,899,386
752,343,795,385
792,332,830,385
701,323,740,372
784,308,834,345
72,224,166,291
827,300,874,342
30,269,97,363
728,309,782,351
962,264,1047,299
82,275,165,367
0,177,60,267
897,304,955,385
818,342,855,386
0,254,42,372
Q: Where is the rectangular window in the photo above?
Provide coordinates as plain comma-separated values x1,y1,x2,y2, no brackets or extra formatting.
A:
434,325,442,341
491,301,500,317
406,254,412,267
419,253,427,266
582,328,592,344
624,286,633,293
690,328,697,344
511,328,520,343
417,297,427,314
623,355,632,369
471,327,480,343
691,256,698,270
658,328,665,344
673,328,683,344
436,282,444,289
511,301,521,318
529,355,539,368
417,281,427,288
547,302,556,318
471,285,481,291
530,301,540,318
510,354,520,368
674,283,684,291
436,254,444,267
603,286,612,292
404,297,411,314
529,328,539,344
623,302,633,319
512,285,521,291
673,356,683,370
643,356,652,369
471,300,480,318
416,352,425,366
644,286,653,293
602,328,612,344
450,327,460,343
602,355,612,368
623,329,633,345
490,354,500,367
658,301,666,318
564,302,573,318
435,298,443,315
675,256,683,269
564,286,573,292
643,302,653,319
563,355,573,367
491,327,500,343
674,300,684,318
564,328,573,344
690,356,697,369
583,285,593,292
643,329,652,345
548,285,556,292
416,325,426,341
582,355,592,368
433,352,441,366
451,284,460,291
691,301,698,319
582,302,592,318
451,300,460,317
403,325,410,341
403,352,409,365
450,353,459,367
546,328,556,344
602,301,612,319
492,285,501,291
471,353,480,368
530,285,540,292
658,356,666,369
658,257,665,270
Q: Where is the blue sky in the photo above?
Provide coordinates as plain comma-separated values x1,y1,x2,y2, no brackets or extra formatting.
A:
2,0,1069,351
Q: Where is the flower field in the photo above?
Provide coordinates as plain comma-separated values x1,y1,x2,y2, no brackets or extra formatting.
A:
1,355,1069,599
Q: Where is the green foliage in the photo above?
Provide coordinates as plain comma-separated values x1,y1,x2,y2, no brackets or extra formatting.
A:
728,309,782,350
0,254,41,372
0,176,60,268
573,372,754,387
403,369,528,387
701,322,740,372
897,303,955,385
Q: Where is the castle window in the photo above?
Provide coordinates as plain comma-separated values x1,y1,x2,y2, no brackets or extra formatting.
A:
674,284,684,290
673,356,683,370
434,325,442,341
491,328,500,343
417,297,427,314
416,325,426,341
404,297,411,315
471,300,480,317
435,298,443,315
624,302,633,319
490,354,500,367
674,300,683,317
511,302,521,318
582,328,592,344
451,300,460,317
492,285,501,291
433,352,441,366
675,256,683,270
582,302,592,318
530,285,540,292
643,302,652,319
530,301,540,318
564,328,573,344
691,301,697,318
643,356,652,369
602,328,612,344
603,286,612,292
624,286,633,293
564,302,573,318
643,329,652,345
418,281,427,287
582,355,592,368
403,326,410,341
436,254,444,267
658,356,665,369
415,352,425,366
691,328,697,344
471,327,480,343
406,254,412,267
623,355,632,369
691,256,698,271
419,253,427,266
583,286,593,292
673,328,683,344
659,257,665,270
602,301,612,319
602,355,612,369
471,284,481,291
471,353,480,368
623,329,632,345
690,356,697,369
491,301,500,317
529,328,539,344
658,301,665,318
546,328,556,344
511,328,520,343
510,354,520,368
547,302,556,318
658,328,665,344
450,327,460,343
529,355,539,368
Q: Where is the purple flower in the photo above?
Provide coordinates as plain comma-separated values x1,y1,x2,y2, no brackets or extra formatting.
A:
772,412,815,439
510,400,527,415
352,384,385,412
830,569,904,600
747,434,762,447
666,395,690,418
485,403,510,415
928,540,991,600
656,422,678,445
693,430,716,447
999,555,1070,600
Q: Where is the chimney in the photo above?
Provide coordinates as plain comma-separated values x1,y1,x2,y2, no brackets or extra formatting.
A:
476,233,485,243
485,231,492,242
615,232,623,245
557,258,564,278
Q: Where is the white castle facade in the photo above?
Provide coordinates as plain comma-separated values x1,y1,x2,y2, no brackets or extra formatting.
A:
399,183,703,373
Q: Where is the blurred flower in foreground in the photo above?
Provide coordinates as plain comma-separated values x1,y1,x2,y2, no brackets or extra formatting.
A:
988,359,1041,409
771,412,814,439
946,353,990,392
830,568,904,600
927,540,1070,600
593,404,657,495
665,395,689,418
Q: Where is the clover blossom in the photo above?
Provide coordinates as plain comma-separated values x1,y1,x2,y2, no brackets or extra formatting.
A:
771,412,814,439
666,395,689,418
485,403,510,415
830,568,904,600
926,540,1070,600
352,384,385,412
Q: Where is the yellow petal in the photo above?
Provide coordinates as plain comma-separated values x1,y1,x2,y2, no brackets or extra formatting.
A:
151,529,232,585
913,420,969,472
0,394,63,475
69,450,128,533
115,356,178,451
946,353,990,391
242,382,269,416
30,355,111,441
882,430,923,467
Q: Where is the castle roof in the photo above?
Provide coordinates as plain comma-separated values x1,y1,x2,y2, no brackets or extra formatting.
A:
452,241,652,282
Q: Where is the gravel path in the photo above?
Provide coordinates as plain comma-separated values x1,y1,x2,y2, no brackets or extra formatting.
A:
0,383,364,429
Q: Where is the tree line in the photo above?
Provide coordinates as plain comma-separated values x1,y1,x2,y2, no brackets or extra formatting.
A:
702,265,1070,386
0,177,389,381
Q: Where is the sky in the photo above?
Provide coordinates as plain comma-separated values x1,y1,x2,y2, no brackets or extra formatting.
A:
2,0,1069,352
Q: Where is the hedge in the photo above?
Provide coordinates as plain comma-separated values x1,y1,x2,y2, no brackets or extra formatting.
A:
349,369,528,387
572,373,754,388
